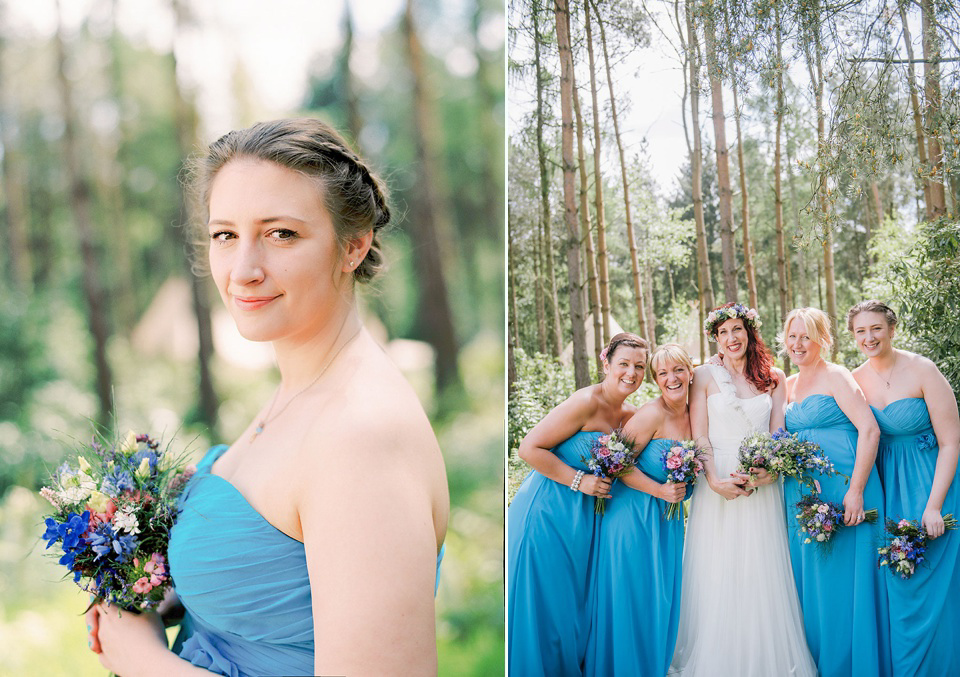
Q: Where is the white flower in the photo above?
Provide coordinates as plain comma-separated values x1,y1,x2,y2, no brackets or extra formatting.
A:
816,534,826,542
113,508,141,535
118,431,138,455
135,457,151,479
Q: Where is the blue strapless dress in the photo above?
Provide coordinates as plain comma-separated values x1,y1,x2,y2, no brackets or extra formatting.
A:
872,398,960,676
585,439,689,677
169,445,444,676
507,431,602,677
784,394,890,677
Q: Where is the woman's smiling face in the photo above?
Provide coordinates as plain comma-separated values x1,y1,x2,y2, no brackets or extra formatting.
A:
654,357,690,404
715,318,748,359
784,316,821,367
207,159,351,344
604,346,647,395
851,310,895,358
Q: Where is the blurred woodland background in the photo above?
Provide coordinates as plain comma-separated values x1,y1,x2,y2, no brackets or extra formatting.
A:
0,0,504,674
507,0,960,493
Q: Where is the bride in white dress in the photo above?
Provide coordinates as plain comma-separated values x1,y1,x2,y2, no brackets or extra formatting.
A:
670,304,816,676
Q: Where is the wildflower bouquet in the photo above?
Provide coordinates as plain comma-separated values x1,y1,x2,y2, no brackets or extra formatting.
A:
582,430,639,515
39,431,194,611
878,516,958,580
737,428,836,492
660,439,706,520
793,493,878,552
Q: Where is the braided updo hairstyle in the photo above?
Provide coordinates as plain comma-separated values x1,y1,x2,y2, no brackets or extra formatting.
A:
191,118,391,283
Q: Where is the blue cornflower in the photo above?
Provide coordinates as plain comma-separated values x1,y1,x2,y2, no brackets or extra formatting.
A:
102,469,135,494
42,518,61,548
88,524,138,563
49,511,90,573
131,449,158,472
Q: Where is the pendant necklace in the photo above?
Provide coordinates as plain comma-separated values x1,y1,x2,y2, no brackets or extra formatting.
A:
250,322,362,442
869,353,898,390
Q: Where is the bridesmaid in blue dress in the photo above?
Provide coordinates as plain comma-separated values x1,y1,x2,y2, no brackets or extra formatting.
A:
86,119,449,676
849,300,960,676
585,343,692,677
508,332,649,677
780,307,890,677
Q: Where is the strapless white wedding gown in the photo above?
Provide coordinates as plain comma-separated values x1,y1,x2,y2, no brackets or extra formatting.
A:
669,365,816,676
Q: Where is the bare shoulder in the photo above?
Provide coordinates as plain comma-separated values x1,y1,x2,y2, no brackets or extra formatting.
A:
691,364,715,391
824,361,861,395
626,398,663,430
295,335,445,492
901,349,939,375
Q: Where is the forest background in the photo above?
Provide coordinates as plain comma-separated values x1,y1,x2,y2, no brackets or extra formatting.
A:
507,0,960,500
0,0,504,674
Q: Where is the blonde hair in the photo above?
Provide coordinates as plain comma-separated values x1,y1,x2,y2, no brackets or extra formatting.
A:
648,343,694,380
779,307,833,355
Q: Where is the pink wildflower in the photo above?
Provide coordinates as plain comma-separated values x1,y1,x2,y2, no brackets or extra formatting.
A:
132,577,153,594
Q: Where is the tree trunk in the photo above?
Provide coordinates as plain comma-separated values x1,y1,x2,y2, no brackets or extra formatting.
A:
572,61,603,376
723,4,756,309
686,0,714,357
103,0,137,334
785,124,807,307
533,1,563,358
0,110,31,292
703,13,737,303
584,0,611,346
593,0,647,339
340,4,362,144
403,0,462,393
896,5,931,215
471,0,503,242
774,8,791,375
643,252,656,346
554,0,589,388
55,5,114,426
806,16,837,354
508,227,519,394
171,0,219,436
535,216,547,354
921,0,947,219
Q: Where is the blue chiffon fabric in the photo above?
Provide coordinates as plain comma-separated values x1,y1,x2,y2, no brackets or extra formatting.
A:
784,395,890,677
872,398,960,676
585,439,689,677
507,431,602,677
169,445,444,676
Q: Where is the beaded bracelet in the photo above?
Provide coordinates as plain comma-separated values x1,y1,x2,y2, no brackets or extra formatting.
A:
570,469,585,492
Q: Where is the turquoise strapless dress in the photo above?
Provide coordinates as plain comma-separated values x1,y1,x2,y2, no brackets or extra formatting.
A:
507,431,602,677
169,445,444,676
784,395,890,677
872,398,960,676
585,439,689,677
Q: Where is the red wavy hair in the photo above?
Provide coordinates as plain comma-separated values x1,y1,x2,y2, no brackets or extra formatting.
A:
710,302,777,393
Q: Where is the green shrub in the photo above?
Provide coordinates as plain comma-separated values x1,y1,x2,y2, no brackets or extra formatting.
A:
892,217,960,398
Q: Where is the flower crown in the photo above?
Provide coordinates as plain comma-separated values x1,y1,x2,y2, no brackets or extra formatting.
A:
704,303,761,341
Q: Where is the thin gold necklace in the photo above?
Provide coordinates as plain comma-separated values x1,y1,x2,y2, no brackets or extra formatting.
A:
868,353,898,389
250,323,362,442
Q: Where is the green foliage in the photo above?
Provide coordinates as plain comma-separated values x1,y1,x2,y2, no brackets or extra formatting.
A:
508,349,576,456
0,289,55,424
893,217,960,398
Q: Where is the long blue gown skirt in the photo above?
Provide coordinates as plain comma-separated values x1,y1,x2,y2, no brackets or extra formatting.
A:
872,398,960,676
169,446,443,676
784,395,891,677
507,431,602,677
585,438,689,677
